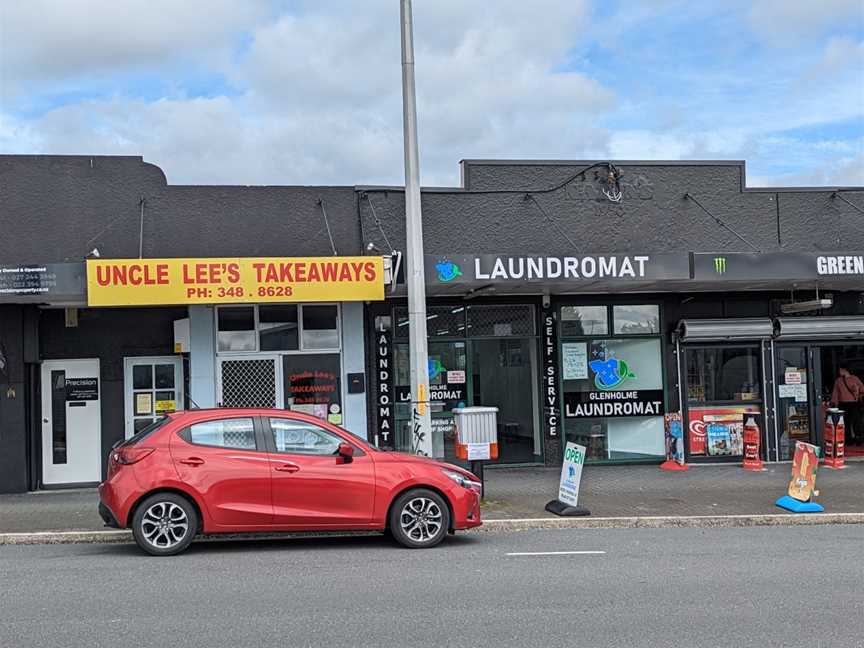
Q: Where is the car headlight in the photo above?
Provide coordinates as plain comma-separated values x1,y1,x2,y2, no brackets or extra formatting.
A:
442,469,481,492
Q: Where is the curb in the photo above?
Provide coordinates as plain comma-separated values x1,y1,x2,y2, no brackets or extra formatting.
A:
475,512,864,531
2,512,863,545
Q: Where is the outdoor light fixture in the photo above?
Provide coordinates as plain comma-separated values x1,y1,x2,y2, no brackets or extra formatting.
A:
86,247,101,258
780,298,833,314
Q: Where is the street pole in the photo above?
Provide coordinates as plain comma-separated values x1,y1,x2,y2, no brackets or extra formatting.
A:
400,0,433,456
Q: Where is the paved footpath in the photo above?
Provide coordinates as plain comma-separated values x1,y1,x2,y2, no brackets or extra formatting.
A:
1,461,863,534
1,525,862,648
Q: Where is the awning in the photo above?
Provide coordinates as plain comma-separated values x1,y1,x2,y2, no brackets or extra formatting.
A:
677,318,774,342
775,316,864,340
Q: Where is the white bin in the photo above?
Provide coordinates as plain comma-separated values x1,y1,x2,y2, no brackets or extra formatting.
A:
452,406,499,460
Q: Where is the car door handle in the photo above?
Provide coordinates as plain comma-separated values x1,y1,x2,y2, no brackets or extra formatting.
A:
179,457,205,466
274,463,300,473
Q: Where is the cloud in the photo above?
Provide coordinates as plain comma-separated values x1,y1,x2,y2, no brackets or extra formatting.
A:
747,0,864,47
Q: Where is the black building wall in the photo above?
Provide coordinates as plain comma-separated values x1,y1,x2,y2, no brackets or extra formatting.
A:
361,161,864,255
39,307,186,479
0,155,363,263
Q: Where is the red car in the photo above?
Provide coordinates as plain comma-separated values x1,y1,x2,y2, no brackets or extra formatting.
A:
98,408,482,555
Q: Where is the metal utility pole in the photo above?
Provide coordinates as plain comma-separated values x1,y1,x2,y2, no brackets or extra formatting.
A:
400,0,433,456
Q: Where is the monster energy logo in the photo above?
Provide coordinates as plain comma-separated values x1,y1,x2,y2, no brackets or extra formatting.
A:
713,257,727,274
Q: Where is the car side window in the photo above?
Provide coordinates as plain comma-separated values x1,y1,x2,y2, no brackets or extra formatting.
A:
269,418,342,456
184,418,257,450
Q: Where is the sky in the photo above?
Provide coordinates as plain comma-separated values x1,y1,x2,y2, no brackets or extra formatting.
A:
1,0,862,188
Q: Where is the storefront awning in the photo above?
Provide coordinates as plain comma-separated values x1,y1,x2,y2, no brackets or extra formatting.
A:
677,318,774,341
775,316,864,340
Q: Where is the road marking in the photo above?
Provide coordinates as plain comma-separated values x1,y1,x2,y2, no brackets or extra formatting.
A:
506,550,606,556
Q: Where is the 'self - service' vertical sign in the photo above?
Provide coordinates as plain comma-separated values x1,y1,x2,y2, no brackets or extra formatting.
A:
542,307,559,439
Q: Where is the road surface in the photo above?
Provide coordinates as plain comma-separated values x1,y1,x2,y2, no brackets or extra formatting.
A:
1,525,861,647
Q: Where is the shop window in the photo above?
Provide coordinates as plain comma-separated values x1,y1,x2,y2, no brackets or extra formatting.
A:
217,307,255,352
467,304,535,337
561,337,665,462
561,306,607,337
686,347,761,403
259,305,299,351
613,305,660,335
395,306,467,339
302,305,339,349
283,353,342,423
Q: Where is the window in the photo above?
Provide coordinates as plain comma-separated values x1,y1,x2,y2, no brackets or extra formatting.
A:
561,306,608,337
302,305,339,349
259,305,299,351
187,418,256,449
217,304,340,353
218,307,255,351
686,347,762,403
269,418,342,455
613,305,660,335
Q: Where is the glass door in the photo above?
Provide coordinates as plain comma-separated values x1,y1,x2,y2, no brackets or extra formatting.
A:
774,345,818,460
470,338,542,464
124,356,184,438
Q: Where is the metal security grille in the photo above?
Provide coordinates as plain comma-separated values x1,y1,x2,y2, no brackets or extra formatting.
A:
394,306,467,339
467,304,535,337
219,358,277,408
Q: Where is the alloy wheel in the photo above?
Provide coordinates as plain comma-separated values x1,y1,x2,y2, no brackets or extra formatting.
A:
141,501,189,549
399,497,443,543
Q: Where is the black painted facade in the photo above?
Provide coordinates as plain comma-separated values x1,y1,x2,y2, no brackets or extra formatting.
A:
1,155,862,491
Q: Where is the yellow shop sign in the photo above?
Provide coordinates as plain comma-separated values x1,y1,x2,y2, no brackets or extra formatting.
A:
86,257,385,306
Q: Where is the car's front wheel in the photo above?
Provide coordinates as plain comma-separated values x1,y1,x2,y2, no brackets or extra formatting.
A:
131,493,197,556
389,489,450,549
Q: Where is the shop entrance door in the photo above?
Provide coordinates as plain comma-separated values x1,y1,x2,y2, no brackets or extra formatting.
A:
774,345,820,460
40,359,102,486
470,338,541,463
124,357,184,438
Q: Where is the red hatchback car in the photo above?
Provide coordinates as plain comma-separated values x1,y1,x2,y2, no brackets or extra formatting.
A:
99,409,482,555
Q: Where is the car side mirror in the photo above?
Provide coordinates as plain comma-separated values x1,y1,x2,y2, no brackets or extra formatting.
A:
337,442,354,464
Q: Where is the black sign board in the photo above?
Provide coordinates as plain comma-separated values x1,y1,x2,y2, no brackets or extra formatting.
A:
283,354,342,416
693,252,864,282
426,253,691,287
375,331,395,449
564,389,665,418
65,377,99,401
0,263,86,302
541,308,559,438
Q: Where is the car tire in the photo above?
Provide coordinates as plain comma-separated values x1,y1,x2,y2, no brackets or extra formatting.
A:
131,493,198,556
389,489,450,549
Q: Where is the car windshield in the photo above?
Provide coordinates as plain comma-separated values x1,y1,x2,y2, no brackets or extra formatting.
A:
116,416,170,448
334,425,380,451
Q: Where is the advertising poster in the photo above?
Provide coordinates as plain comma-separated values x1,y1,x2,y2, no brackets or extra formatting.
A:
558,442,586,507
788,442,819,502
562,342,588,380
688,406,759,456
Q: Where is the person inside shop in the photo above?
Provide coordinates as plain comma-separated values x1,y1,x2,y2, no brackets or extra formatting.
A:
830,365,864,446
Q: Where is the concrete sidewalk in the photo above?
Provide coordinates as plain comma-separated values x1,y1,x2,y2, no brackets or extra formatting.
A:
1,461,862,534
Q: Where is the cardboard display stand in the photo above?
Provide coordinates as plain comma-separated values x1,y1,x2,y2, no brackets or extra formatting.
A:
776,441,824,513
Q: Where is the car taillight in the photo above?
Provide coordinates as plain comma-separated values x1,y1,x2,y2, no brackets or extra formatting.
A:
113,447,155,465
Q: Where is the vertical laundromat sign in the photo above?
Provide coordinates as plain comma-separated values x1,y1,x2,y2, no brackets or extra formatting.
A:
376,329,395,449
542,307,559,439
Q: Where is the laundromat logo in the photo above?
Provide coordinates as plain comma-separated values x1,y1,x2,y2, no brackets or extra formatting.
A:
589,358,636,390
428,358,446,381
435,260,462,282
713,257,727,274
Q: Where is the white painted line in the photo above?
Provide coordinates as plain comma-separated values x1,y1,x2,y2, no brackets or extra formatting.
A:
506,550,606,556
